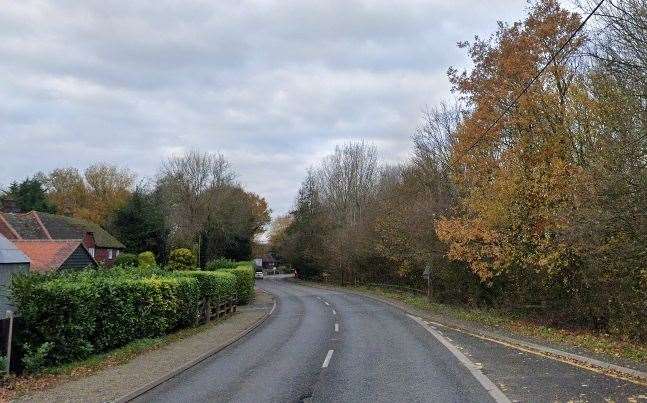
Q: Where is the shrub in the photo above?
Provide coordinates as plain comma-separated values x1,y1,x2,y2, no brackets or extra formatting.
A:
22,342,53,374
114,253,138,267
205,257,237,271
168,248,197,271
218,265,255,304
138,251,156,268
0,355,8,373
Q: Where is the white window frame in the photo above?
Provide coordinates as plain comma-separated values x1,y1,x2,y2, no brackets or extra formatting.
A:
108,249,113,259
88,247,95,257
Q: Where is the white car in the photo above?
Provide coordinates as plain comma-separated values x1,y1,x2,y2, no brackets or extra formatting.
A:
255,270,264,279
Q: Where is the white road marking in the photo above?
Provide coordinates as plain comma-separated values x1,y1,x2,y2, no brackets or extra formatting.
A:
335,323,339,332
322,349,334,368
408,314,511,403
332,309,337,315
324,301,330,306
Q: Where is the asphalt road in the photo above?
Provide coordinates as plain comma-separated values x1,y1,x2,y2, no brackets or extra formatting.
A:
136,276,646,403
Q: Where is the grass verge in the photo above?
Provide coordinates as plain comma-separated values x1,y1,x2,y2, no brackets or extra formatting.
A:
0,317,230,401
347,284,647,364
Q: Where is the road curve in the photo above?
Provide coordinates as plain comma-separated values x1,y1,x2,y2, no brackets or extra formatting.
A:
135,276,496,402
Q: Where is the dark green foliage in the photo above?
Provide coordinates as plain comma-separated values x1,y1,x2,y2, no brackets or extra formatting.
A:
6,176,56,213
10,270,200,372
218,265,255,304
114,253,138,267
168,248,197,271
205,257,237,271
109,189,168,261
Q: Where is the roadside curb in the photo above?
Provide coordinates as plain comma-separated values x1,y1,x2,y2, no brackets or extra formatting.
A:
113,291,277,402
291,279,647,385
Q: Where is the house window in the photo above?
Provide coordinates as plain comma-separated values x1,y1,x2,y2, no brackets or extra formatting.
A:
116,250,120,257
88,247,95,257
108,249,113,259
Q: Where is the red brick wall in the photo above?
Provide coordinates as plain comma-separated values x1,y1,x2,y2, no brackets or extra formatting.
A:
94,248,120,266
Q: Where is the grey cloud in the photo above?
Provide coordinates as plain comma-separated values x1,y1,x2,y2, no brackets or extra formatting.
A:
0,0,527,217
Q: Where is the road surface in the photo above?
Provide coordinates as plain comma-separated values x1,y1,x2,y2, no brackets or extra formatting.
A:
136,276,646,403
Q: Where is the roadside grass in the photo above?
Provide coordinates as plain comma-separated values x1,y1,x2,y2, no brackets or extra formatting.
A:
351,285,647,364
0,317,228,400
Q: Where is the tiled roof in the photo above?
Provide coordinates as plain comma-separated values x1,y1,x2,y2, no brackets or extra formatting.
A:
0,212,125,249
0,234,29,264
12,240,82,273
2,212,46,239
37,212,125,249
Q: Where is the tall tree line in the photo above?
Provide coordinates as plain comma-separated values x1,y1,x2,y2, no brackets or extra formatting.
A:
274,0,647,340
2,151,270,265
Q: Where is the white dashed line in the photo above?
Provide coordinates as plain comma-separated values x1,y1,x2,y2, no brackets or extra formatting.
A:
324,301,330,306
322,349,334,368
334,323,339,332
332,309,336,315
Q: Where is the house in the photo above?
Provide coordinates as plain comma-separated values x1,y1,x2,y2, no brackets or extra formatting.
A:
261,253,277,271
0,234,29,317
0,211,125,265
11,239,96,273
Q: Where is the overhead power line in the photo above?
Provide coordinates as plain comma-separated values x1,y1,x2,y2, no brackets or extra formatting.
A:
465,0,606,153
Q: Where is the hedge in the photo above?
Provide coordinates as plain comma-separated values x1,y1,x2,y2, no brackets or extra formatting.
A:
10,271,200,371
174,271,237,303
218,265,255,304
205,257,238,271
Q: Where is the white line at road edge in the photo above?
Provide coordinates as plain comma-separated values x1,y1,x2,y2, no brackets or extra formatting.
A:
335,323,339,332
407,314,511,403
322,350,334,368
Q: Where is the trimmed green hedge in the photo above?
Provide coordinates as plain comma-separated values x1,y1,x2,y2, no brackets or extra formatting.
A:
11,271,200,371
10,263,256,372
174,271,237,303
205,257,238,271
114,253,138,267
218,265,255,304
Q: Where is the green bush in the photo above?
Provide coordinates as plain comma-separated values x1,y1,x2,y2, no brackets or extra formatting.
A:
138,251,156,268
10,271,200,370
114,253,138,267
168,248,197,271
218,265,255,304
205,257,238,271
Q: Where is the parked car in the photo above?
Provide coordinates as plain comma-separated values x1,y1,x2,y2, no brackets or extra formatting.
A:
255,269,264,279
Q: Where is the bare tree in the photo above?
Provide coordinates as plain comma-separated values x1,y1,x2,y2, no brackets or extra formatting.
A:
316,142,380,225
157,150,235,248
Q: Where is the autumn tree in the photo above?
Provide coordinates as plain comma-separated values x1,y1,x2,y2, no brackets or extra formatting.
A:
43,164,134,227
45,168,87,216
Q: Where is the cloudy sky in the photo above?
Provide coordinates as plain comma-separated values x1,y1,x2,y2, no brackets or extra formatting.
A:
0,0,528,217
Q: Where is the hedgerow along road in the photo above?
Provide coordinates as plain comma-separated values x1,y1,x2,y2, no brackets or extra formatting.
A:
135,275,647,402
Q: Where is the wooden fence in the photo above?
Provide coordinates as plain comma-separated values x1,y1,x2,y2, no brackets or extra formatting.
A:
197,298,237,324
